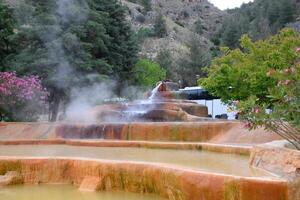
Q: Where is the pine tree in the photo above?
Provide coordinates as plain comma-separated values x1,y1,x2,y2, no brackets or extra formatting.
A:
6,0,138,121
221,18,240,48
279,0,296,26
218,0,298,47
0,1,15,70
194,19,203,35
176,35,211,86
154,13,167,38
156,49,173,79
141,0,151,13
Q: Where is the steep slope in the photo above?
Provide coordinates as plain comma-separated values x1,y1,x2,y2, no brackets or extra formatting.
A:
216,0,300,48
151,0,224,37
121,0,225,59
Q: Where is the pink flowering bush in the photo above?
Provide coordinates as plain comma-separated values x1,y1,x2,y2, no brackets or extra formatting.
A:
233,43,300,149
0,72,49,121
236,61,300,149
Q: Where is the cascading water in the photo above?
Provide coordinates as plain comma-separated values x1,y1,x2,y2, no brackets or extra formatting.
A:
148,82,163,100
83,80,208,122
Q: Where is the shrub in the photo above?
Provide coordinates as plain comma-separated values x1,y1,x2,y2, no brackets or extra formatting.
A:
133,59,166,88
200,29,300,149
0,72,49,121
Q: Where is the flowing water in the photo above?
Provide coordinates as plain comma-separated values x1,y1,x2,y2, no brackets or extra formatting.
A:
0,145,272,177
148,82,162,100
0,185,165,200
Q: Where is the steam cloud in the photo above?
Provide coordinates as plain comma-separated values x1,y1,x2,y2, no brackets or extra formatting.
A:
65,81,117,122
13,0,156,123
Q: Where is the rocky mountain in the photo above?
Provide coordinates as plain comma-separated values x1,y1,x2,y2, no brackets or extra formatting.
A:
121,0,225,59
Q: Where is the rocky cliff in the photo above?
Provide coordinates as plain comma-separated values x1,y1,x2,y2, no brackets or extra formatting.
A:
121,0,225,59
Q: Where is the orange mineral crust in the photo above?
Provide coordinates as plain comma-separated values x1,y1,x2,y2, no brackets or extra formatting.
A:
0,157,289,200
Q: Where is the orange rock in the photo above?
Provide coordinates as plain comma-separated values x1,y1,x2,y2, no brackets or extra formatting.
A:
0,171,22,186
79,176,102,192
0,121,281,144
0,157,291,200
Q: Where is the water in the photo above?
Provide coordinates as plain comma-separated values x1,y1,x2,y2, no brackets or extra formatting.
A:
0,145,272,177
149,82,162,100
0,185,165,200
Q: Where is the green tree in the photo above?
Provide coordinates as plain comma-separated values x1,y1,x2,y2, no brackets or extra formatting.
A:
133,59,166,88
221,18,240,48
156,49,173,79
177,35,211,86
194,19,203,35
6,0,138,121
218,0,298,47
200,29,300,148
141,0,151,13
0,1,15,70
153,13,167,38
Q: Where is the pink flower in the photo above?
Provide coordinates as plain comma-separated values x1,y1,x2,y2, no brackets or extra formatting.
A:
0,72,48,108
252,107,260,114
296,47,300,53
284,80,291,85
244,122,253,129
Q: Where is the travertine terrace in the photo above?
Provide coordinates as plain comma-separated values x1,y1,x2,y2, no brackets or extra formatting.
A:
0,83,299,200
0,120,299,200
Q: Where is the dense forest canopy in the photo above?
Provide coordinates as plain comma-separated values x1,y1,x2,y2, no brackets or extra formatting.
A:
215,0,300,48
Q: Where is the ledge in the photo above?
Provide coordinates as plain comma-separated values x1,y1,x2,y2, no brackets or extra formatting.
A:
0,157,289,200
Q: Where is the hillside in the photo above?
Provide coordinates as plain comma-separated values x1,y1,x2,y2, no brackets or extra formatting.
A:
121,0,225,59
3,0,300,87
216,0,300,48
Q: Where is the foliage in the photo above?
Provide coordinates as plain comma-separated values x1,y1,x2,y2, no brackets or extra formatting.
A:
0,72,48,121
177,35,211,86
156,36,211,87
200,29,300,149
194,19,204,35
218,0,299,49
0,1,15,70
140,0,151,13
154,13,167,38
156,49,173,79
133,59,166,88
136,27,152,43
127,0,151,13
3,0,138,121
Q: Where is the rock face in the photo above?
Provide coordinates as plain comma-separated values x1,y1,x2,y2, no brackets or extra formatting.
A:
123,0,224,35
121,0,225,59
250,144,300,200
250,145,300,180
150,0,223,36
